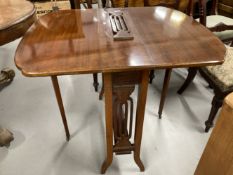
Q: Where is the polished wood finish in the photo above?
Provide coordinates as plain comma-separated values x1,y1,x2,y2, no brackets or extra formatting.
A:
194,92,233,175
51,76,70,141
101,70,149,173
101,73,113,174
15,7,226,173
0,0,36,45
15,7,225,76
0,0,36,146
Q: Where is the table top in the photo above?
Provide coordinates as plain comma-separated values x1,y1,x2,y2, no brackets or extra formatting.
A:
15,7,226,77
0,0,36,45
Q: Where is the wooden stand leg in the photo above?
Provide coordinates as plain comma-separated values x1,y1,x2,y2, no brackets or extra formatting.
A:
51,76,70,141
158,69,172,119
177,68,197,94
99,75,104,100
205,95,223,132
101,73,113,174
134,70,149,171
93,73,99,92
101,70,149,173
149,70,155,84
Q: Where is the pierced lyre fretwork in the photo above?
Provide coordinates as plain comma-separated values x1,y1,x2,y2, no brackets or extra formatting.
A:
112,85,135,154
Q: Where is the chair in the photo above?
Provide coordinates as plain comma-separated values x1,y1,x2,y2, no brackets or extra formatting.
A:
178,46,233,132
177,0,233,132
197,0,233,45
194,92,233,175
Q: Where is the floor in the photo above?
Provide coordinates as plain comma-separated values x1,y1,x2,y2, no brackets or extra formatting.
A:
0,39,217,175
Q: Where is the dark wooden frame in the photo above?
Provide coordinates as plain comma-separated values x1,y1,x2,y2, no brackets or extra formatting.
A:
177,0,233,132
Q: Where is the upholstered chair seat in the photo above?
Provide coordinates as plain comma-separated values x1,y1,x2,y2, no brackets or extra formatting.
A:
202,46,233,91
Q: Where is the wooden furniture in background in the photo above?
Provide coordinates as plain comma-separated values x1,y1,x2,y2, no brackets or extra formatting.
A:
218,0,233,18
179,46,233,132
205,0,233,45
194,92,233,175
15,7,225,173
0,0,36,146
177,0,233,132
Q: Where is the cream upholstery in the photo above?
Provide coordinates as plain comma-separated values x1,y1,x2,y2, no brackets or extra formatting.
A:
202,46,233,91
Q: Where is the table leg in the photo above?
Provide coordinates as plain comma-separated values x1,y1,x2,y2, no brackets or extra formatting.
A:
158,68,172,119
101,70,149,173
134,70,149,171
101,73,113,174
51,76,70,141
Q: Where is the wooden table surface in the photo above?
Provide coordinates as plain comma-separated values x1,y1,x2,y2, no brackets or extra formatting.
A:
0,0,36,45
15,7,226,76
14,7,226,173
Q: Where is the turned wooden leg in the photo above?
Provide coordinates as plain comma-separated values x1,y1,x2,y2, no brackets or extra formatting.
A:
149,70,155,84
205,95,223,132
93,73,99,92
101,73,113,174
158,69,172,119
51,76,70,141
177,68,197,94
134,70,149,171
99,75,104,100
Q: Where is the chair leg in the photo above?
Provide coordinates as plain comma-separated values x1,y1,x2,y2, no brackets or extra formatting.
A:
177,68,197,94
158,69,172,119
205,95,223,132
93,73,99,92
149,70,155,84
101,0,106,7
99,74,104,100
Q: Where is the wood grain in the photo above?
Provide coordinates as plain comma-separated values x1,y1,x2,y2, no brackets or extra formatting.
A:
0,0,36,45
15,7,226,77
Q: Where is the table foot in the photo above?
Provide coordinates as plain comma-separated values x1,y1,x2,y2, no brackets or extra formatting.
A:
101,159,112,174
158,69,172,119
0,68,15,90
102,70,149,173
134,153,145,171
0,128,14,147
51,76,70,141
